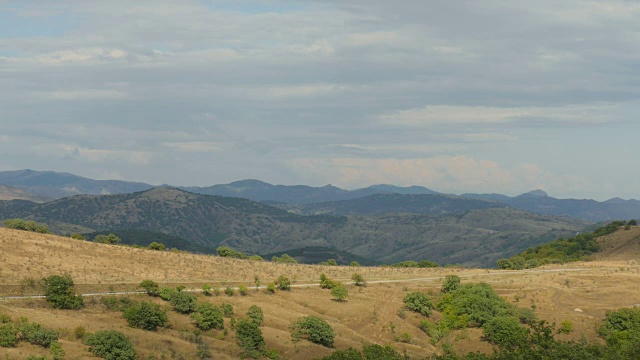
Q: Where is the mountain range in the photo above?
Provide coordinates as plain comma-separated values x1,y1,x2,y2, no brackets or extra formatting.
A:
1,169,637,222
0,187,588,267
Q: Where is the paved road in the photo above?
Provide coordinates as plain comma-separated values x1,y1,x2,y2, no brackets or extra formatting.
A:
0,267,590,301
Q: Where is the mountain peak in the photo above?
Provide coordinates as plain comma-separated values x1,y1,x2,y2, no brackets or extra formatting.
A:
520,189,549,198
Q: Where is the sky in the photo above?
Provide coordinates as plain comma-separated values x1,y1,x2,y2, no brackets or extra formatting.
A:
0,0,639,200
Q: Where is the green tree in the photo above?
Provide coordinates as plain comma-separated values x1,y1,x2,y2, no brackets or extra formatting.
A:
139,279,160,296
41,274,84,309
350,261,361,267
70,233,86,240
236,319,266,358
84,330,136,360
442,275,461,293
123,301,168,331
482,316,529,349
170,291,197,314
629,219,638,226
247,305,264,326
239,284,249,296
291,316,335,347
271,254,297,263
94,234,121,244
49,340,65,360
331,284,349,302
266,282,276,294
321,348,363,360
403,292,434,316
191,303,224,330
0,323,18,347
147,242,165,251
275,275,291,291
351,273,365,286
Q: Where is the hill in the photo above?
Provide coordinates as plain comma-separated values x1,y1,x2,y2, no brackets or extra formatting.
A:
280,193,508,216
0,188,589,267
0,169,154,198
0,184,52,203
1,228,640,359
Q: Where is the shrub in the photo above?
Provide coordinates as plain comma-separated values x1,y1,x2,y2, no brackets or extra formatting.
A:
94,233,121,244
70,233,86,240
351,273,365,286
192,303,224,330
221,303,234,317
73,325,86,339
0,323,18,347
139,279,160,296
291,316,335,347
362,344,404,360
350,261,361,267
85,330,136,360
239,284,249,296
275,275,291,291
3,219,50,234
442,275,461,293
101,296,135,311
170,291,197,314
217,246,249,259
320,274,339,289
123,301,168,331
247,305,264,326
236,319,266,358
331,284,349,302
558,319,573,334
266,282,276,294
482,316,529,349
159,287,177,301
271,254,297,263
225,286,235,296
148,242,165,251
438,283,511,327
41,274,84,309
19,321,59,348
321,348,363,360
202,284,212,296
49,340,65,360
403,292,434,316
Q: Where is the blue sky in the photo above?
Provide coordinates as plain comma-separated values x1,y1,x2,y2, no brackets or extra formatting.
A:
0,0,639,200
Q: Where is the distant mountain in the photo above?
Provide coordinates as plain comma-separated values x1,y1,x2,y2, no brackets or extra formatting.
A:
0,184,52,203
462,190,640,222
281,193,507,216
0,188,588,267
0,169,154,198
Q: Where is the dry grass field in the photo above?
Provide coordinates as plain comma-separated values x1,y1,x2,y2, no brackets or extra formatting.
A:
1,227,640,359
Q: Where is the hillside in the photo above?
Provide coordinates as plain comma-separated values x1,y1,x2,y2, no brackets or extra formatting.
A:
1,229,640,359
0,188,589,267
280,193,507,216
0,184,52,203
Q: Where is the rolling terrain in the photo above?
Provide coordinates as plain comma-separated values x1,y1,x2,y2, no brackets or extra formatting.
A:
0,184,52,203
0,188,588,267
1,227,639,359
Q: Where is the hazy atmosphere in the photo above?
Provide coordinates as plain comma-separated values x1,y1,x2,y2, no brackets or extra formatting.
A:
1,0,639,200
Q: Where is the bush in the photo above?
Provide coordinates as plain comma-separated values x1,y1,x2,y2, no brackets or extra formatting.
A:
320,274,339,289
266,282,276,294
442,275,461,293
123,301,168,331
236,319,266,358
148,242,165,251
159,287,177,301
94,233,121,244
202,284,212,296
482,316,529,349
49,340,65,360
101,296,135,311
275,275,291,291
558,319,573,334
19,321,59,347
403,292,434,316
331,284,349,302
42,274,84,309
247,305,264,325
350,261,361,267
362,344,404,360
351,273,365,286
225,286,235,296
217,246,249,259
74,325,86,339
271,254,297,263
170,291,197,314
85,330,136,360
221,303,234,317
192,303,224,330
291,316,335,347
0,323,18,347
321,348,363,360
438,283,511,327
3,219,50,234
239,284,249,296
70,233,86,240
139,279,160,296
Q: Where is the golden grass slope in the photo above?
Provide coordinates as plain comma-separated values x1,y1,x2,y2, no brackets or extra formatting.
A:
1,228,640,359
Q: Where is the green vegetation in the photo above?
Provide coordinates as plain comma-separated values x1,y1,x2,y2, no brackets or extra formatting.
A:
321,344,404,360
123,301,168,331
94,233,122,244
271,254,298,264
275,275,291,291
221,303,234,317
291,316,335,347
159,287,177,301
239,284,249,296
442,275,461,293
497,221,627,269
331,284,349,302
147,241,165,251
169,291,197,314
236,319,266,358
247,305,264,326
139,279,160,296
191,303,224,330
70,233,85,240
217,245,250,259
320,273,340,289
41,274,84,309
351,273,365,286
85,330,136,360
350,261,361,267
403,292,434,316
389,259,439,268
319,259,338,266
2,218,50,234
482,316,528,349
0,317,59,349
